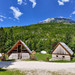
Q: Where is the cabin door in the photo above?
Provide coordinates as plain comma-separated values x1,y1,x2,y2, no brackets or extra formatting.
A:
18,45,22,59
18,45,21,53
18,53,22,59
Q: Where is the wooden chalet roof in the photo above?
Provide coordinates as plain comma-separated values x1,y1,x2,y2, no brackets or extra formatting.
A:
51,42,73,56
7,40,32,54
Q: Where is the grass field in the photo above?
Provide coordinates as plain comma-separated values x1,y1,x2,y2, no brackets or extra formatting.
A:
35,53,52,61
0,68,74,75
0,68,24,75
35,53,75,62
23,53,52,61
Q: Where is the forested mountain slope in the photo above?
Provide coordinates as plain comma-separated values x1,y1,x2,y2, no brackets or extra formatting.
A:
0,23,75,53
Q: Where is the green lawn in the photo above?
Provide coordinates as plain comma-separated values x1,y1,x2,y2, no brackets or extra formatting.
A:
35,53,75,62
21,53,52,61
0,68,24,75
35,53,52,61
0,68,74,75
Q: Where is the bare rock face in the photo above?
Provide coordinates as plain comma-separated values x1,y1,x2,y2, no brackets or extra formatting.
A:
39,17,75,24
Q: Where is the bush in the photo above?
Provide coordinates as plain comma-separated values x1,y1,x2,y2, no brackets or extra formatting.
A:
46,57,49,61
1,53,6,61
30,54,37,60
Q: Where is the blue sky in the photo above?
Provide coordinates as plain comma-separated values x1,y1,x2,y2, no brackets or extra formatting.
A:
0,0,75,27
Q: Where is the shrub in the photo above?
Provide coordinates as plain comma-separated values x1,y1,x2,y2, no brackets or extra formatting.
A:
30,54,37,60
46,56,49,61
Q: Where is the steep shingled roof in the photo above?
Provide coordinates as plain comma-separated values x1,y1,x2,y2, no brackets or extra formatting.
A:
60,42,73,55
7,40,32,54
52,42,73,56
20,40,32,54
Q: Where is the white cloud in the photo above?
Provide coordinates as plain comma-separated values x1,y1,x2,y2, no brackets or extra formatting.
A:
58,0,64,5
69,11,75,17
10,6,23,20
8,17,15,21
23,2,27,5
17,0,27,5
29,0,36,8
0,15,6,19
70,15,72,17
58,0,69,5
62,0,69,2
0,18,3,22
18,0,23,5
17,0,36,8
0,15,6,22
72,11,75,15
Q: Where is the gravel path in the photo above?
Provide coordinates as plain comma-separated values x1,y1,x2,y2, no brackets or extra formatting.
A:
0,61,75,74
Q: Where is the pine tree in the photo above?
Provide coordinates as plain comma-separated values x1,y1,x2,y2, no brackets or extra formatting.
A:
0,27,6,52
65,31,72,45
8,28,14,41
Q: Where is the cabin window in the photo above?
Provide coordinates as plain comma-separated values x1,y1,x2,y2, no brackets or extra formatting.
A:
56,55,58,57
62,56,65,58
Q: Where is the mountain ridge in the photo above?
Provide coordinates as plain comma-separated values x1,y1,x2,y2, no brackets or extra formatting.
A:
39,17,75,24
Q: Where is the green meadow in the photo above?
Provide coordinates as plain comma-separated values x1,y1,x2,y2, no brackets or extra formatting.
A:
0,68,24,75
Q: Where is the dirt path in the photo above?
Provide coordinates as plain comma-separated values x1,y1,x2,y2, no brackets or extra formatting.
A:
0,61,75,74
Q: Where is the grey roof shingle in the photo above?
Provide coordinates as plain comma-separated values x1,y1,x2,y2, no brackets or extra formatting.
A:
20,40,32,54
60,42,73,55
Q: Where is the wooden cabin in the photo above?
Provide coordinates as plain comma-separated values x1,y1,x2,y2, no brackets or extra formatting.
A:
51,42,73,61
7,40,32,59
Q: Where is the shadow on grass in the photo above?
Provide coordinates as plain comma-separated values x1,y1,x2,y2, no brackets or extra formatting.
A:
0,68,6,71
6,59,16,61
